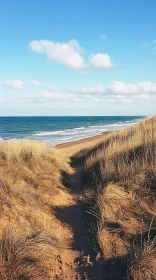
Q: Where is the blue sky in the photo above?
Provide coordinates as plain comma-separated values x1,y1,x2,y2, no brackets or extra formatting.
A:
0,0,156,116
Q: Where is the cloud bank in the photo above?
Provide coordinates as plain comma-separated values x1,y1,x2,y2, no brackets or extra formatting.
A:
1,80,156,106
4,80,42,90
69,81,156,104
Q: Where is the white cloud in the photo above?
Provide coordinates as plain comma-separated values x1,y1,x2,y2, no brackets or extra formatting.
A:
2,80,156,106
71,85,105,95
108,81,156,95
22,90,80,104
100,34,107,40
90,53,114,68
5,80,24,90
133,93,151,100
29,39,86,69
29,39,114,69
69,81,156,105
70,82,156,100
105,81,156,104
30,80,41,86
39,90,68,100
108,98,133,105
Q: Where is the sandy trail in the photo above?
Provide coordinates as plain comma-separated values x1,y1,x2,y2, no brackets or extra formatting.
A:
54,165,93,279
55,134,127,279
54,163,127,280
54,133,127,280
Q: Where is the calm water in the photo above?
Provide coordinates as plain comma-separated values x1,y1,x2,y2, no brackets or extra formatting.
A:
0,116,144,146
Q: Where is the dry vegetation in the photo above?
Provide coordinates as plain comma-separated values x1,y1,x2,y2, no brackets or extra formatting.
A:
73,116,156,280
0,117,156,280
128,238,156,280
0,140,72,280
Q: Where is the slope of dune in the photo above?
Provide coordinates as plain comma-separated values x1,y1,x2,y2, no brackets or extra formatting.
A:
73,116,156,280
0,140,73,280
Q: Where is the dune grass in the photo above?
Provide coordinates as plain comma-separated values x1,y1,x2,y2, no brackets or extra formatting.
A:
73,116,156,279
0,140,72,280
1,118,156,279
128,238,156,280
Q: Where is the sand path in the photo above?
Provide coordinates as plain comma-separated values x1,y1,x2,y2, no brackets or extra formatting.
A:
53,163,105,280
54,165,92,279
54,163,127,279
54,134,126,279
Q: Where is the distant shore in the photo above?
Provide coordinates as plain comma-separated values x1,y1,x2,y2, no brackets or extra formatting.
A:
56,132,111,156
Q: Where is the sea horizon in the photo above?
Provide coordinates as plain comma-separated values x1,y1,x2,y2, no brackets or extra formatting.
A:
0,116,145,146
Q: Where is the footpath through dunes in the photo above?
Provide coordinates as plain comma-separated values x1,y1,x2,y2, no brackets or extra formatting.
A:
54,165,92,280
55,164,103,280
55,161,127,279
56,132,128,280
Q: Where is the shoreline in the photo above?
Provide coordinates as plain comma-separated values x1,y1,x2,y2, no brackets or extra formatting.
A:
56,131,111,156
55,118,143,152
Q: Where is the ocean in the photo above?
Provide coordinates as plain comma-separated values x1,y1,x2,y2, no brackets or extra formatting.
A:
0,116,144,146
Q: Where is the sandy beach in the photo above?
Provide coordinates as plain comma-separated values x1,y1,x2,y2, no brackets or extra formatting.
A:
56,132,111,156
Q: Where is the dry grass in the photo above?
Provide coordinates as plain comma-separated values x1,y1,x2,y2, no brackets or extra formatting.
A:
0,140,72,279
73,116,156,279
129,238,156,280
97,184,155,259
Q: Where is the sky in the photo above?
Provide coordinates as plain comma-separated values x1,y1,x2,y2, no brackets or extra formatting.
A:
0,0,156,116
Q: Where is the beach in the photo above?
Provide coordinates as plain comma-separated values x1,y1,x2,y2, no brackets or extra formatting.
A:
56,132,111,156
